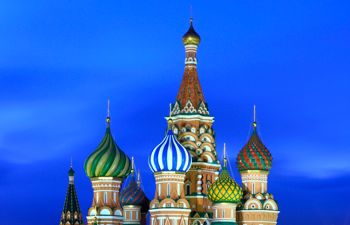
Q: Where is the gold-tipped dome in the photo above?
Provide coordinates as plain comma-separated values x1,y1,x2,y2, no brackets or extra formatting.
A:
182,18,201,45
208,145,243,203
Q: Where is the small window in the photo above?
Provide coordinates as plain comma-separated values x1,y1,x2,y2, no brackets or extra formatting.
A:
167,183,170,196
206,180,212,189
186,184,190,195
104,192,108,203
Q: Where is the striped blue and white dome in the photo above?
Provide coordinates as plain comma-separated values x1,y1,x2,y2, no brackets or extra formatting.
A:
149,129,192,173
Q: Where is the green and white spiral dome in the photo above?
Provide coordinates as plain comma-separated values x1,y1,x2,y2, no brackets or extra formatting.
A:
84,115,131,178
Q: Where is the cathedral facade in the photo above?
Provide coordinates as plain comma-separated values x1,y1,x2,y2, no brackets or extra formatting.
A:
60,19,279,225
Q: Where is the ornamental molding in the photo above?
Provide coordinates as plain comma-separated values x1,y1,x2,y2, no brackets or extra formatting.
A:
169,101,211,117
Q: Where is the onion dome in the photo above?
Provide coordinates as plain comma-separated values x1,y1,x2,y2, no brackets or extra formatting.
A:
182,18,201,45
148,120,192,173
120,159,150,212
84,101,131,178
208,144,243,204
237,108,272,171
68,167,74,176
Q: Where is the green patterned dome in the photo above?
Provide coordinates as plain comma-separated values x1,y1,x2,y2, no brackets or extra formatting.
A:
208,154,243,204
84,113,131,178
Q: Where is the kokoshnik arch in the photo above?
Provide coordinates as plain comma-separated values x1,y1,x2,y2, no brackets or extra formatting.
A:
59,18,280,225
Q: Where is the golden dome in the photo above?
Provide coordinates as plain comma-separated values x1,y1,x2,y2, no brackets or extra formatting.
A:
182,18,201,45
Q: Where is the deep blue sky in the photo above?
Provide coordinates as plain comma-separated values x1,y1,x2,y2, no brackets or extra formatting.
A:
1,0,350,224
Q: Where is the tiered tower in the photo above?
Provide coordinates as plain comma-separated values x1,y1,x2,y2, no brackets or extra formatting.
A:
120,157,150,225
236,107,279,225
167,19,221,224
84,101,132,225
148,120,192,225
60,164,84,225
208,144,243,225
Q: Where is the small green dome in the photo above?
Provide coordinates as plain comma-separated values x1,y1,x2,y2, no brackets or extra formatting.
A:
208,164,243,204
68,167,74,176
84,117,131,178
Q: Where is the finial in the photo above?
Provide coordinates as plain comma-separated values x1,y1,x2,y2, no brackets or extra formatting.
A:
223,143,227,168
131,156,135,176
190,5,193,23
137,170,141,187
253,105,257,128
106,99,111,125
68,158,74,179
167,119,173,131
169,103,172,116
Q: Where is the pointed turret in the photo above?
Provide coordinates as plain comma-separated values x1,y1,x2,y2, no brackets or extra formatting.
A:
166,18,221,225
60,164,84,225
171,18,208,116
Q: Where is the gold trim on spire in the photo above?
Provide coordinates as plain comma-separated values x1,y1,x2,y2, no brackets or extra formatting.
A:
106,99,111,125
253,104,257,128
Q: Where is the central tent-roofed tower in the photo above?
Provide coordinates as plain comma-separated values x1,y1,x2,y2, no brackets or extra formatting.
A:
166,18,221,225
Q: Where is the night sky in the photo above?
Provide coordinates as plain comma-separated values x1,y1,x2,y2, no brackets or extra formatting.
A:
1,1,350,225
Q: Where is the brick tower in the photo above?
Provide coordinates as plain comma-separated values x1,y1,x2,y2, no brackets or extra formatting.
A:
167,19,221,225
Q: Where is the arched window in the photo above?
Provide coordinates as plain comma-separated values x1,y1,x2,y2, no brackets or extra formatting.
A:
186,183,191,195
167,183,170,196
104,192,108,203
206,180,212,190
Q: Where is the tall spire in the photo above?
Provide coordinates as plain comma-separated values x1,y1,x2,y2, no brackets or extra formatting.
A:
172,18,207,115
60,164,84,225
